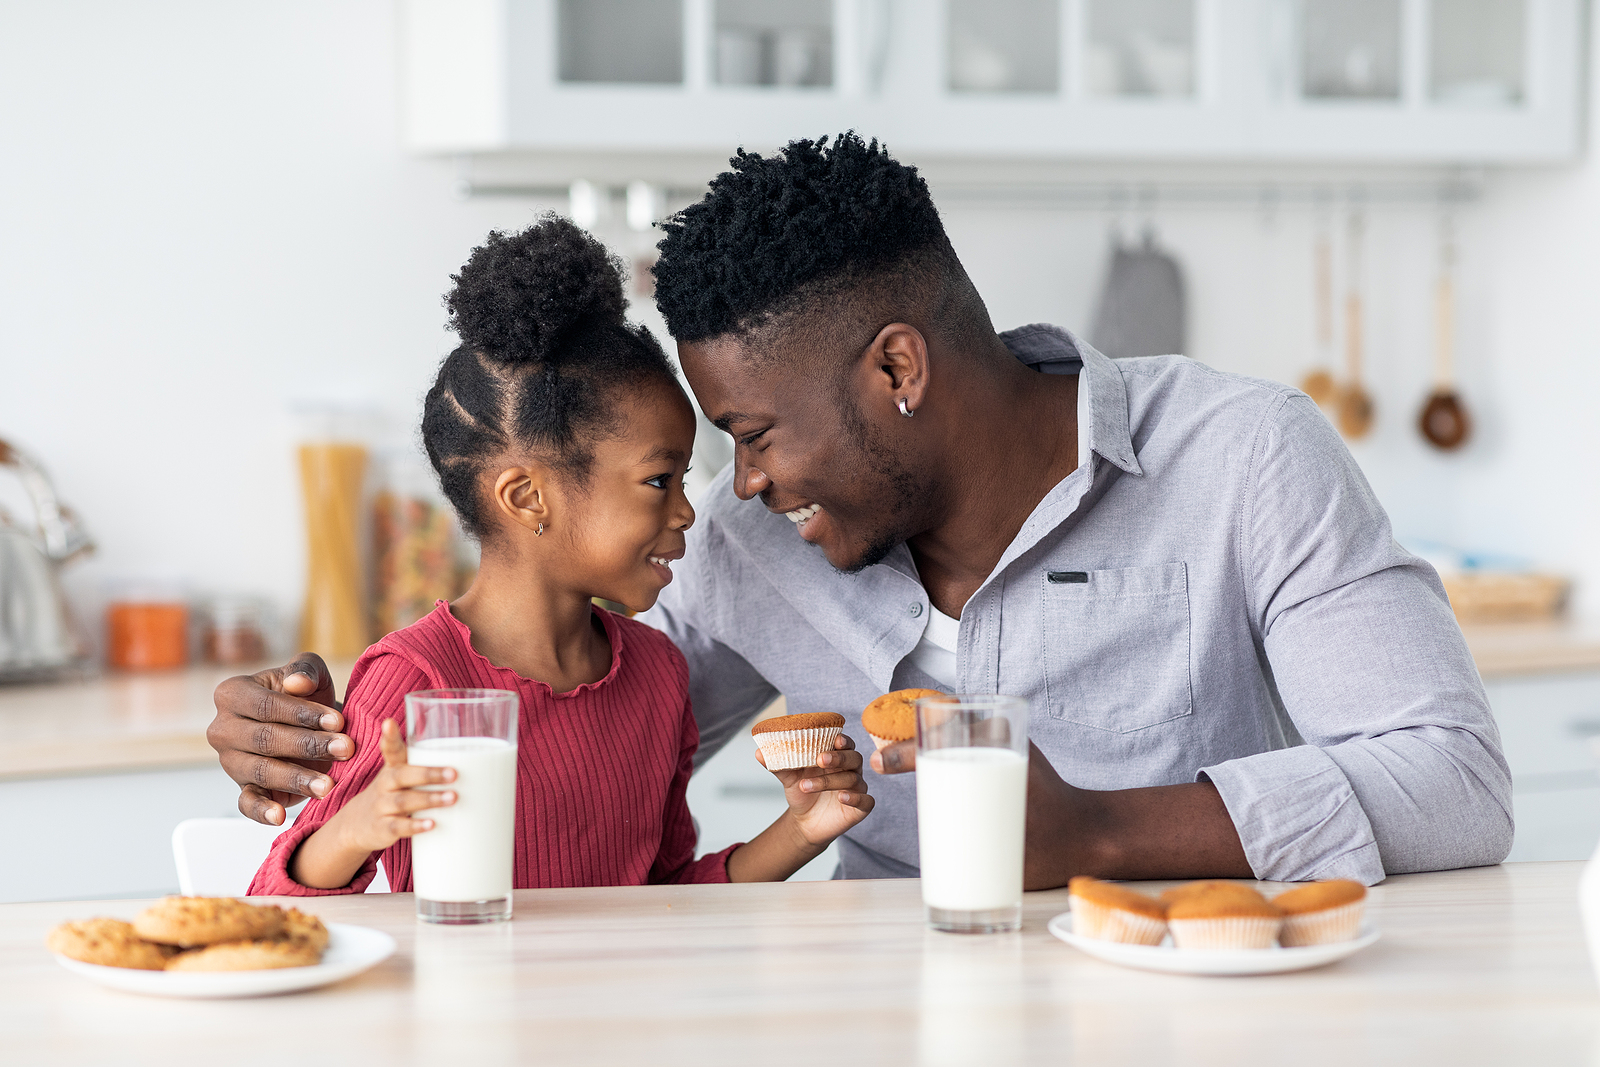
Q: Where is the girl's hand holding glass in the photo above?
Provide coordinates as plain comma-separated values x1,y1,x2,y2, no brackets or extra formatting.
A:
290,720,457,889
339,720,458,851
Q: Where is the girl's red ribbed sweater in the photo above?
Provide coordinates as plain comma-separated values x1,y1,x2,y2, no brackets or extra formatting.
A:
248,601,735,895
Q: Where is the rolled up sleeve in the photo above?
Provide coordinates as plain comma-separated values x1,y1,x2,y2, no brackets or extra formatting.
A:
1202,395,1513,884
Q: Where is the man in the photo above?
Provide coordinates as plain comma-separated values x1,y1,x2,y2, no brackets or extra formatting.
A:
210,135,1511,887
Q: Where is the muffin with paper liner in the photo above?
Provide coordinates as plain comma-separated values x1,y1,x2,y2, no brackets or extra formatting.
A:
1068,876,1169,946
1166,884,1283,949
750,712,846,770
1271,880,1367,946
1158,880,1272,908
860,689,943,751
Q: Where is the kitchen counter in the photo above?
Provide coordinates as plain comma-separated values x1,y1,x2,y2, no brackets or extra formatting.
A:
0,661,355,781
1461,621,1600,676
1,862,1593,1065
2,622,1597,783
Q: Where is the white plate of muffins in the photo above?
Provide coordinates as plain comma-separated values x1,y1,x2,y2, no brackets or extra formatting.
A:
47,896,395,998
1049,877,1379,976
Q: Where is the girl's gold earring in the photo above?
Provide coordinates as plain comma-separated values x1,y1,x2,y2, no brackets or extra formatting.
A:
536,522,544,536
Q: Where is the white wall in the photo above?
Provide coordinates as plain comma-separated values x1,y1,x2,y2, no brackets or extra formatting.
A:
0,1,551,650
1,0,1597,656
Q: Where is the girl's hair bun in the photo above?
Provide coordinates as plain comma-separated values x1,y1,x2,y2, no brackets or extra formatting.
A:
445,214,628,364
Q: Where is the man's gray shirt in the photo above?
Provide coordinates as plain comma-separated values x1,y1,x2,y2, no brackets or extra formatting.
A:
639,325,1512,885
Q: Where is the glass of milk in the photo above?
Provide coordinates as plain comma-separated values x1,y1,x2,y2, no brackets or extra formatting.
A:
914,694,1029,934
405,689,519,925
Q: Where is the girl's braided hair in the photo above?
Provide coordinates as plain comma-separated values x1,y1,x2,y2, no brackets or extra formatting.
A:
423,215,676,539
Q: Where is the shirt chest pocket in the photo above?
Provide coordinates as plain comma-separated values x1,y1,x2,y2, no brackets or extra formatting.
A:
1040,562,1193,733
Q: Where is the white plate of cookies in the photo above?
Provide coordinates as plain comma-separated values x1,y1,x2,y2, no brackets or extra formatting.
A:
47,897,396,998
1048,877,1380,977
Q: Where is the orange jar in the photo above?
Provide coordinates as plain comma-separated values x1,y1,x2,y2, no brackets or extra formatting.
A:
107,601,190,670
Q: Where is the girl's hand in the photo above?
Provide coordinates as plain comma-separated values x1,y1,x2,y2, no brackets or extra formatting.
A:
331,720,457,855
757,734,875,847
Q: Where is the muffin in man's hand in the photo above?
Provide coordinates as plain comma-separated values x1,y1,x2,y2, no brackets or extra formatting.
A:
861,689,943,752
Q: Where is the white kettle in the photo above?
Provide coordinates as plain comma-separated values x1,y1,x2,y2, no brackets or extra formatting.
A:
0,438,92,680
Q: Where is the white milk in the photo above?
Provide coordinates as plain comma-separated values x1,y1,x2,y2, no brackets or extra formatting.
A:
916,746,1028,911
408,737,517,902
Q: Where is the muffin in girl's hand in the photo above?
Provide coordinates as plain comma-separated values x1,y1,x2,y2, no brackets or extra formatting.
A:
861,689,942,751
1166,883,1282,949
1068,876,1168,946
1272,880,1367,946
751,712,846,770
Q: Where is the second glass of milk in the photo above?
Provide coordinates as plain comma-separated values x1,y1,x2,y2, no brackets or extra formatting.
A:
914,694,1029,934
405,689,519,925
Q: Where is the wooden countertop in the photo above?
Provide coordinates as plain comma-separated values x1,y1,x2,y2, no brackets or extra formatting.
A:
1,863,1593,1065
1461,621,1600,677
0,661,354,781
2,621,1597,781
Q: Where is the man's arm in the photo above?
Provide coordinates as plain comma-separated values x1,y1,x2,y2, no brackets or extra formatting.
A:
875,392,1509,888
209,653,354,825
872,742,1252,888
1201,394,1511,882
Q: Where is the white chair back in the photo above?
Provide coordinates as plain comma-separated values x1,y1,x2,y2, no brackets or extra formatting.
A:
171,817,390,896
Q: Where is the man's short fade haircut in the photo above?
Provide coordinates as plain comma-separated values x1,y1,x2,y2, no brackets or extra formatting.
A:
651,133,957,345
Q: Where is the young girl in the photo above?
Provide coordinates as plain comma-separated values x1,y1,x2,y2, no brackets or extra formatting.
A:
250,217,872,894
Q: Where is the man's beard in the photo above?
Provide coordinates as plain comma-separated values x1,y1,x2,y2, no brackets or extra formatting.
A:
832,394,937,575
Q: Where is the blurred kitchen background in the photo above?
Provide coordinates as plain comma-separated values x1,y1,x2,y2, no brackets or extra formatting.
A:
3,0,1600,901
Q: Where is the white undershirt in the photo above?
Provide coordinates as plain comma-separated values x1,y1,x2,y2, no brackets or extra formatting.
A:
905,371,1091,689
906,603,961,685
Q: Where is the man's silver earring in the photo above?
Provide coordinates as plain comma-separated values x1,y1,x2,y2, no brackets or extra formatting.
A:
536,522,544,536
898,397,914,418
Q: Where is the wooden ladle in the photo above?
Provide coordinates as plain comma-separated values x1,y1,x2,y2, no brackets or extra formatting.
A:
1300,230,1339,411
1336,213,1374,439
1418,242,1471,450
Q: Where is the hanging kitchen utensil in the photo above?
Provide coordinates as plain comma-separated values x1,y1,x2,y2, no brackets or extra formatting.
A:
1300,225,1339,411
1336,211,1375,439
1089,226,1186,359
0,438,93,680
1418,219,1471,450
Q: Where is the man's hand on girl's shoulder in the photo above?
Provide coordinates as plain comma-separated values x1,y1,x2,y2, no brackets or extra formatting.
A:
208,653,355,826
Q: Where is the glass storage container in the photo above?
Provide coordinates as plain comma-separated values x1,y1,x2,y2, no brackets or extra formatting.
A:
559,0,684,84
714,0,832,87
1431,0,1525,106
948,0,1058,93
1084,0,1196,98
1300,0,1402,100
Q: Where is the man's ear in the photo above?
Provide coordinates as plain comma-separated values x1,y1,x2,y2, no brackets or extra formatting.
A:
491,464,554,535
864,322,930,417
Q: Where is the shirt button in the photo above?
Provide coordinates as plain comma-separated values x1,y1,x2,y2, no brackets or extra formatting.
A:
909,602,924,618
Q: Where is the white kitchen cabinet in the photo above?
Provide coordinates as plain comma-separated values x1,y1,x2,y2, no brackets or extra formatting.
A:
0,766,244,903
1485,670,1600,862
401,0,1585,163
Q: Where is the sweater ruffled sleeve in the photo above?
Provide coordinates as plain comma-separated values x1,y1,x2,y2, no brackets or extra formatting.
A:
247,653,432,896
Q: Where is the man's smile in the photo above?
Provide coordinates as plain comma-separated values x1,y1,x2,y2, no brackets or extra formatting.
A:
784,503,821,525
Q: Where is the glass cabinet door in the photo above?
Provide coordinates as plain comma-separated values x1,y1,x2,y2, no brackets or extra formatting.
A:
1430,0,1525,106
1084,0,1196,98
1300,0,1402,99
558,0,684,83
947,0,1059,93
714,0,832,87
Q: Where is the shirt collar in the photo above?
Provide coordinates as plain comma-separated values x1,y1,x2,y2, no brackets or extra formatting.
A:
997,323,1144,477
